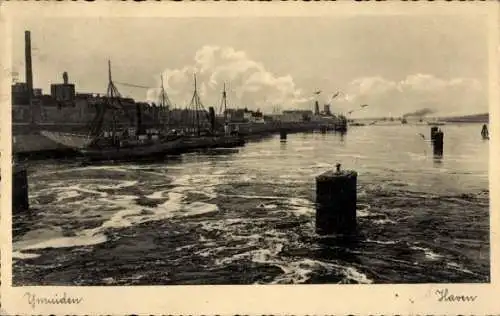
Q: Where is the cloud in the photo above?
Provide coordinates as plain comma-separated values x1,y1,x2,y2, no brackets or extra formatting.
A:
334,74,486,117
146,46,311,112
145,47,486,117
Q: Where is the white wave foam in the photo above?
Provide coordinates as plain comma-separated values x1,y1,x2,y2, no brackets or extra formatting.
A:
446,262,476,275
55,190,81,202
73,185,109,198
180,201,219,217
14,187,208,257
22,234,108,252
365,239,397,245
372,218,397,225
344,266,373,284
12,251,41,260
96,180,138,190
146,190,166,199
288,197,314,216
220,193,289,200
411,245,443,260
357,209,370,217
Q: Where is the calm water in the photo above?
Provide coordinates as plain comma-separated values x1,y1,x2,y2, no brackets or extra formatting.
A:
13,124,490,285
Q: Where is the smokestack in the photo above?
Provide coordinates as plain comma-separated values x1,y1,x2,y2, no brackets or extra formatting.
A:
25,31,33,98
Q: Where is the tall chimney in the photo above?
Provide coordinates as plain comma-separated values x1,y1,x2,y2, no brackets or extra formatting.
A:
25,31,33,98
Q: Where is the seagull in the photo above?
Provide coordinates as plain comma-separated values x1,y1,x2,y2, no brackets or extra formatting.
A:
417,133,425,140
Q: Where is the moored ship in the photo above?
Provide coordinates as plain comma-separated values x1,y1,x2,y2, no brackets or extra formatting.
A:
40,62,245,162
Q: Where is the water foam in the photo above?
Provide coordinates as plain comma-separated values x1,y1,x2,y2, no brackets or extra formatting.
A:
411,245,443,261
15,168,228,260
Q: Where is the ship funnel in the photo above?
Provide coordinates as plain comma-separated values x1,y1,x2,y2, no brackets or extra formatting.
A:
24,30,33,98
63,71,68,84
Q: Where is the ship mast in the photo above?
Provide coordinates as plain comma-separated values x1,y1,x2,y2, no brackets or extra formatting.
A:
88,60,125,143
107,60,122,100
187,73,207,136
107,60,121,138
219,82,228,123
159,75,173,131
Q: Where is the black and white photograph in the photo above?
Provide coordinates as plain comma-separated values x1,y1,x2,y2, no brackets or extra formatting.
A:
1,2,498,315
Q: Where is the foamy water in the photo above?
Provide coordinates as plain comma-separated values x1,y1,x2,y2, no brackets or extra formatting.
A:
13,124,489,285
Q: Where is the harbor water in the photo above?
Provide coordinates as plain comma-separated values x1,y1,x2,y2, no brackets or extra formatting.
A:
13,123,489,285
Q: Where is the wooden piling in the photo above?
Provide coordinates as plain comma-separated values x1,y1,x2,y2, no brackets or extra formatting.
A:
280,129,287,141
315,164,357,235
433,130,444,156
13,165,29,212
430,126,439,142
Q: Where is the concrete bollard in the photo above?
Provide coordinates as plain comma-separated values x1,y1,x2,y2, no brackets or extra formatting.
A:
13,165,29,212
433,130,444,156
315,163,357,235
430,126,439,142
280,129,287,141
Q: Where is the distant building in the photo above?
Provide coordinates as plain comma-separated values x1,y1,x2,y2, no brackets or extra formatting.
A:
243,109,264,123
225,108,265,123
281,110,313,122
11,82,30,105
50,72,76,105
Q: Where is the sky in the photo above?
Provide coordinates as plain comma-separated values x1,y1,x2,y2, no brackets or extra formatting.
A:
11,15,489,118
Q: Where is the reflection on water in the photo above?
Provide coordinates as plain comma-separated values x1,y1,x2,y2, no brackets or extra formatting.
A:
13,124,489,285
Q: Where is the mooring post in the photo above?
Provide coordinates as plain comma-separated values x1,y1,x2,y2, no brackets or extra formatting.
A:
315,163,357,235
430,126,439,142
433,130,444,156
13,165,29,212
280,129,287,141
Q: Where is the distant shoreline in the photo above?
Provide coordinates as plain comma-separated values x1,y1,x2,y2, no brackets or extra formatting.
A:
353,113,489,124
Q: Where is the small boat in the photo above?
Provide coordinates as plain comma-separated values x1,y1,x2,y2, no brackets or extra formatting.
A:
401,118,407,124
350,122,365,126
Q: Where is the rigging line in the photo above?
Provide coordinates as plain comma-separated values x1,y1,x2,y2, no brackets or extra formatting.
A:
115,81,152,89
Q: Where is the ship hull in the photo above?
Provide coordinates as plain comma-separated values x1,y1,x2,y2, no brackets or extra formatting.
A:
81,138,185,162
81,136,244,162
40,130,92,149
13,122,90,155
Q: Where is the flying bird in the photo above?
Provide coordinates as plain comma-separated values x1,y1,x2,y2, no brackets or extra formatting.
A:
331,92,340,99
314,90,322,95
418,133,426,140
360,104,369,108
